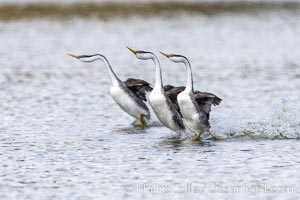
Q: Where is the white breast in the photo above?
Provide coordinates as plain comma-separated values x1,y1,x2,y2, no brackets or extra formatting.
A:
178,92,196,117
149,89,179,132
110,85,148,119
177,92,203,133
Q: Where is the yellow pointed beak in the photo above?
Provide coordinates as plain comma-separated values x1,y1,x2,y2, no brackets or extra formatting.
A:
159,51,171,58
67,53,80,59
127,47,137,55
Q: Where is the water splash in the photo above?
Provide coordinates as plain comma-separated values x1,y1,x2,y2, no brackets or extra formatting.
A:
211,96,300,139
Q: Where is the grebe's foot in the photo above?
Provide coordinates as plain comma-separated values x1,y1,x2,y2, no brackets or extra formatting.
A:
191,133,203,142
132,114,147,129
208,130,218,141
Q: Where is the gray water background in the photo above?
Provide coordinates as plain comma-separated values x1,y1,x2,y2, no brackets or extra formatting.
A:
0,2,300,199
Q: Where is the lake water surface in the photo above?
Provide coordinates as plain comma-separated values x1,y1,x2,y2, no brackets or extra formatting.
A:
0,5,300,199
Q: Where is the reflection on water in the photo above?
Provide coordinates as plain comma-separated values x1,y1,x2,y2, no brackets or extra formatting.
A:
0,5,300,200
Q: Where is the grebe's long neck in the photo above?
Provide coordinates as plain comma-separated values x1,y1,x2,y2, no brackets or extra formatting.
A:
151,54,163,91
183,59,194,92
97,55,120,86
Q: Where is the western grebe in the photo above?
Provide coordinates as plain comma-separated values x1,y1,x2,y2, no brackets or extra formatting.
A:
68,53,152,128
160,52,221,140
127,47,185,133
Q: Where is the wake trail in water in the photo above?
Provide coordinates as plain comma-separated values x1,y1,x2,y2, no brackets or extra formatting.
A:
211,96,300,139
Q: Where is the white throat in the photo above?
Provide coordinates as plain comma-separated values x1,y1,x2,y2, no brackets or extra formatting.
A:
183,59,193,93
151,54,163,91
